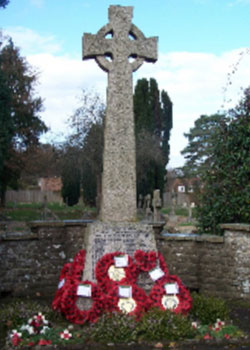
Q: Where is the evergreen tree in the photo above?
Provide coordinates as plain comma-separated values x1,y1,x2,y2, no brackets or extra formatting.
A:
61,146,81,206
134,78,173,197
0,35,47,205
181,114,228,177
0,0,9,8
181,87,250,234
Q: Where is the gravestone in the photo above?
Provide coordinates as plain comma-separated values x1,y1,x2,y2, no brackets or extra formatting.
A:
153,189,162,223
81,5,158,283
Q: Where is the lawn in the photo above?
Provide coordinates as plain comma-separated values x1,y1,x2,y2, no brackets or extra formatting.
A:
1,202,97,222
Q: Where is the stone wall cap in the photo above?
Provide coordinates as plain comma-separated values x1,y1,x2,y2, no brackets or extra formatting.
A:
0,231,38,241
220,223,250,232
29,220,92,228
161,233,224,243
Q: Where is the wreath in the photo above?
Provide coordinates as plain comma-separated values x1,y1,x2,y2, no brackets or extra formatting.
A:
96,252,137,293
71,249,86,281
52,250,86,312
52,262,72,312
134,250,157,272
134,250,169,276
60,280,105,324
106,282,149,320
148,274,192,315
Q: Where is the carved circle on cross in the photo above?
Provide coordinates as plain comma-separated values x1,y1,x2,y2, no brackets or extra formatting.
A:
95,23,145,73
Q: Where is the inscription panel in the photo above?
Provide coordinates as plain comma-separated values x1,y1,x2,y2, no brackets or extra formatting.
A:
83,222,157,281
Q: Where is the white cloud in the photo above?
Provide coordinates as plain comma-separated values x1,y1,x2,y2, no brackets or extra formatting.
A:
30,48,250,167
136,49,250,168
4,27,62,55
228,0,250,6
30,0,45,8
27,53,106,136
6,27,250,168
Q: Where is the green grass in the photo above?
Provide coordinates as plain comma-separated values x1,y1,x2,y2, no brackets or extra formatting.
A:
161,207,189,217
180,222,195,227
4,202,97,222
4,208,41,221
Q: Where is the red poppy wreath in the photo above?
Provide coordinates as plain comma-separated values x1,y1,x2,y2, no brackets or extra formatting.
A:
148,274,192,315
52,262,72,312
95,252,137,293
52,249,86,312
106,282,149,320
60,280,106,324
71,249,86,281
134,250,169,276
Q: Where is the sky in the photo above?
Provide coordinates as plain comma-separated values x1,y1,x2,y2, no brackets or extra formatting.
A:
1,0,250,168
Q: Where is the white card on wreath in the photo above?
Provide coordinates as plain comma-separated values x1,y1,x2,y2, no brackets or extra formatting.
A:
165,283,179,294
58,278,65,289
149,267,165,281
115,255,129,267
77,284,92,297
119,286,132,298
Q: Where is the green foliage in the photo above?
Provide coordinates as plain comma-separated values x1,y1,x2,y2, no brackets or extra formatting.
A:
0,0,9,8
61,146,81,206
137,308,195,341
175,207,189,216
197,90,250,234
190,293,229,325
81,122,103,206
134,78,173,197
3,202,96,221
197,323,242,339
182,88,250,234
181,114,228,177
0,300,53,329
0,34,47,206
88,312,138,344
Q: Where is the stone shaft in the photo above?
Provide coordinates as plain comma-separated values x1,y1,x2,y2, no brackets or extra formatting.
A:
101,66,136,221
82,5,158,222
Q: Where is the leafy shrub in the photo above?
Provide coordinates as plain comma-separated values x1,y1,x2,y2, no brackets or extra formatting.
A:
190,293,229,325
137,308,195,341
88,311,138,344
197,323,243,340
0,299,62,329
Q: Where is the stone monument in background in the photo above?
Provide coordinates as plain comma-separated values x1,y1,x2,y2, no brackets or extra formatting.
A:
81,5,159,282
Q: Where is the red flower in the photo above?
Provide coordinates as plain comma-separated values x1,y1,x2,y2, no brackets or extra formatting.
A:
96,252,137,293
106,282,149,320
61,280,106,324
71,249,86,281
157,252,169,275
12,334,22,347
148,275,192,315
38,339,52,345
134,250,157,272
28,341,36,346
225,334,231,339
52,250,86,312
204,333,212,340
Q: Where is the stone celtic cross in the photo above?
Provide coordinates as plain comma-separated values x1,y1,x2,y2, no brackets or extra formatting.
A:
82,5,158,222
